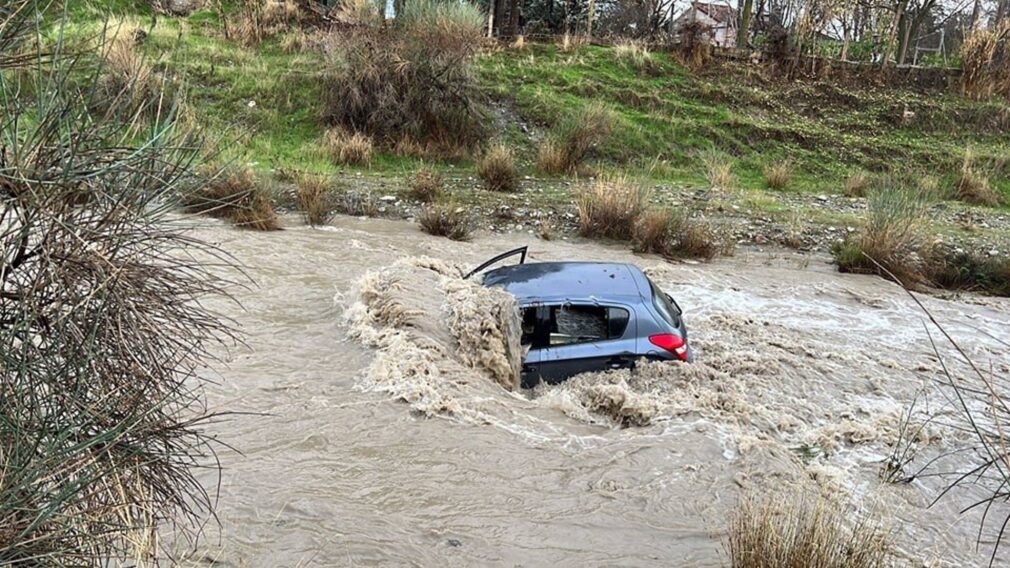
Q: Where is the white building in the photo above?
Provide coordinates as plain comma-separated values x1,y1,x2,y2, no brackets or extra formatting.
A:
671,2,739,48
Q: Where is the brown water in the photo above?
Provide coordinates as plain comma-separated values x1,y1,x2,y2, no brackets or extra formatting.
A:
180,215,1010,567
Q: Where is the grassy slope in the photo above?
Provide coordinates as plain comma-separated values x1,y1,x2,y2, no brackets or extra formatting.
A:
71,4,1010,208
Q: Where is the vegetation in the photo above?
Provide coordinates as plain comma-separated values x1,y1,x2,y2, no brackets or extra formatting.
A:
764,160,793,190
418,203,473,240
323,127,374,166
575,177,651,240
633,208,730,260
955,149,1000,206
184,166,281,231
407,165,445,202
961,21,1010,101
476,143,519,192
536,102,614,175
727,491,891,568
833,179,931,285
296,173,335,225
1,2,231,563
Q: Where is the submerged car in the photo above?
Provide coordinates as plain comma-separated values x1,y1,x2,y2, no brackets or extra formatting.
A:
467,247,693,388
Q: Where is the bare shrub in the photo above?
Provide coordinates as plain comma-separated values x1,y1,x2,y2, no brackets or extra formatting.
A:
844,171,872,197
763,160,792,190
632,208,671,253
575,177,651,240
418,203,472,240
727,491,891,568
407,165,444,202
296,174,334,225
233,0,313,46
97,23,166,116
323,127,373,166
558,32,587,52
476,144,519,192
322,0,488,155
1,3,233,562
537,103,614,174
961,21,1010,101
699,149,735,190
184,166,280,231
832,178,930,285
955,149,1000,206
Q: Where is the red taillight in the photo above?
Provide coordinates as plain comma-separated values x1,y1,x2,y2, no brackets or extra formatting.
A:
649,333,689,361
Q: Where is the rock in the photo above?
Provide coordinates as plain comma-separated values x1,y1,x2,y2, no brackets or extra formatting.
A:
989,249,1000,257
155,0,204,16
817,195,829,202
380,195,396,202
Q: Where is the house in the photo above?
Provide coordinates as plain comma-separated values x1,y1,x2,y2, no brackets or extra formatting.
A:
670,2,738,48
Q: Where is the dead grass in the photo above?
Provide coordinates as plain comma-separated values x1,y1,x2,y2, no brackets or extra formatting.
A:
334,189,380,217
763,160,792,190
184,166,280,231
700,149,735,190
476,144,519,192
407,166,444,202
632,207,732,260
961,21,1010,100
417,203,472,240
295,174,334,226
614,39,653,69
557,32,587,52
323,127,373,166
575,177,651,240
844,171,872,197
98,24,164,114
727,491,891,568
536,103,614,175
955,149,1000,206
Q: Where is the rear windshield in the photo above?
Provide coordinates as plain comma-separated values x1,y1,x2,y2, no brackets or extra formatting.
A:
649,280,681,327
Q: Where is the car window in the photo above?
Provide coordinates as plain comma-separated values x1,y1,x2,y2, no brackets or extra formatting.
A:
520,307,538,346
547,304,629,347
649,279,681,327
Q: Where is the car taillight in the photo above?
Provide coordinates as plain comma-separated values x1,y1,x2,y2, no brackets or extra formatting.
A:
649,333,689,362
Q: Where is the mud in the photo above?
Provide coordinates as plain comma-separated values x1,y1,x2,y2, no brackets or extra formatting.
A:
180,214,1010,566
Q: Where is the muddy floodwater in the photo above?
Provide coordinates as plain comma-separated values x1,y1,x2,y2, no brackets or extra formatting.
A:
182,215,1010,567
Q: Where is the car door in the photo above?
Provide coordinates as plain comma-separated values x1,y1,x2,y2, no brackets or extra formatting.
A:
537,302,637,384
519,304,549,388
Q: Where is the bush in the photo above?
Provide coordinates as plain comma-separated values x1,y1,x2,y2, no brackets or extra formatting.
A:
97,23,165,116
418,203,472,240
296,174,335,225
763,160,792,190
233,0,313,46
832,178,930,285
672,20,712,70
844,171,872,197
955,149,1000,206
323,127,373,166
184,166,281,231
727,492,890,568
925,247,1010,296
633,209,730,260
575,177,651,240
537,103,614,175
1,4,232,562
700,149,735,190
961,21,1010,101
407,166,444,202
322,0,488,154
477,144,519,192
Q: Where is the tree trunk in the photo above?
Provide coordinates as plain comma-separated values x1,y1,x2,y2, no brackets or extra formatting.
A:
587,0,596,39
509,0,520,37
737,0,754,48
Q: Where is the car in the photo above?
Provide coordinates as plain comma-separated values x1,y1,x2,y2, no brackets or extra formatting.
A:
466,247,693,388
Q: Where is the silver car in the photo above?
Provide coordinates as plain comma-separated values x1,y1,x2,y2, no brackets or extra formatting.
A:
469,248,693,388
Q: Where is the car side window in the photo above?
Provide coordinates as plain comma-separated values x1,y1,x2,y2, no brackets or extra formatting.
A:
649,279,680,326
520,307,539,347
547,304,629,347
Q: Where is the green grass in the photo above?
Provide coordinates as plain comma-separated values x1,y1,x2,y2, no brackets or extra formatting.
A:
59,3,1010,206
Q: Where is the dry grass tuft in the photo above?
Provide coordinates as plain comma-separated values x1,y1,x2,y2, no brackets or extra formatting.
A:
557,32,587,52
632,208,731,260
323,127,373,166
672,20,712,70
763,160,792,190
832,178,930,285
575,177,651,240
727,491,891,568
334,189,380,217
700,149,735,190
844,171,872,197
476,144,519,192
233,0,310,47
614,39,653,69
184,166,280,231
98,24,165,115
955,149,1000,206
418,203,472,240
961,21,1010,101
537,103,614,175
407,166,444,202
295,174,334,226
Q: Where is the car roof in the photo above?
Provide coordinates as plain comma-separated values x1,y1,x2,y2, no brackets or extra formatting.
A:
482,261,651,304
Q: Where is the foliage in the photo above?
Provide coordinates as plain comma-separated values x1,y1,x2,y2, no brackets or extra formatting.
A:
476,144,519,192
296,173,335,225
407,165,444,202
417,202,472,240
537,102,614,174
962,21,1010,101
575,177,651,240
